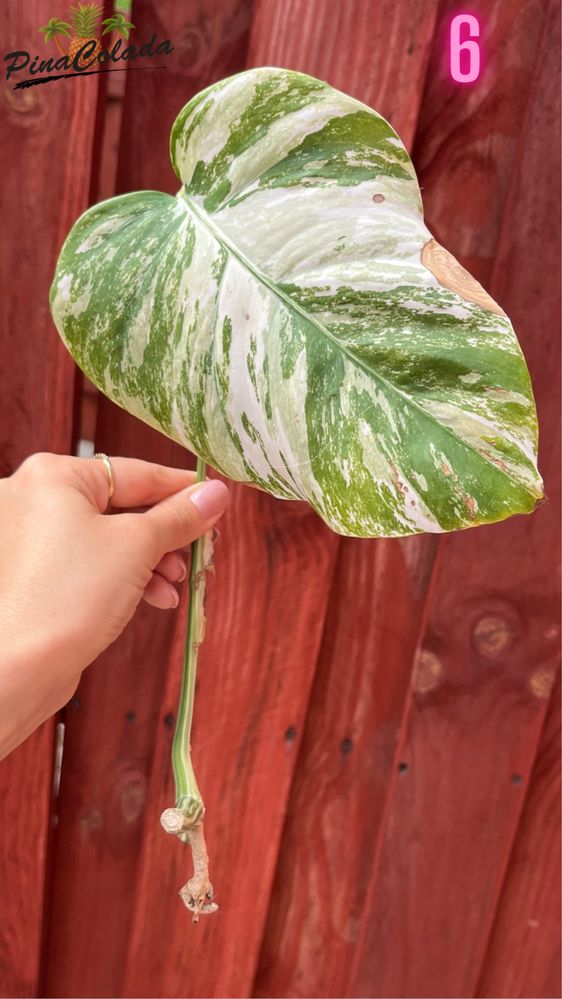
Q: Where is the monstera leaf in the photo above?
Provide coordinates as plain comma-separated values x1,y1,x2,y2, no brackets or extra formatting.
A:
50,66,543,538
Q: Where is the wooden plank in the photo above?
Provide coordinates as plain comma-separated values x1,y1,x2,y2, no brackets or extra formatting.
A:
411,0,548,286
112,7,345,994
249,2,440,996
42,1,256,991
0,3,101,996
254,537,439,999
352,1,561,995
115,0,255,195
122,489,338,998
114,9,342,999
476,12,562,991
247,0,438,148
477,671,561,999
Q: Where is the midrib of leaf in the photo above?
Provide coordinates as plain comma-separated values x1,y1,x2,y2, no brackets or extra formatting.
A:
178,188,535,496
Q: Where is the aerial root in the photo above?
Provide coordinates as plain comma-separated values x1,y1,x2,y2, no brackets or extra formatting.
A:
179,823,218,922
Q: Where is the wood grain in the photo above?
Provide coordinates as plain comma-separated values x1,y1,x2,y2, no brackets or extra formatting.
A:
352,1,560,995
477,10,561,991
0,3,101,996
477,671,561,998
254,537,439,998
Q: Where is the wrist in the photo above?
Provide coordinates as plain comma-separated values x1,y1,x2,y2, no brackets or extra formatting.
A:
0,603,78,758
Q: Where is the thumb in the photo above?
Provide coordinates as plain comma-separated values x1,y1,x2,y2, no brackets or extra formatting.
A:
141,478,230,558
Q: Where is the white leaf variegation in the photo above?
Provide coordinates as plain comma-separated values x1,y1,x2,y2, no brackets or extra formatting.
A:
50,67,543,537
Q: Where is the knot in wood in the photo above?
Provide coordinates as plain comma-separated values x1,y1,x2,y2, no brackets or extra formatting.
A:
473,615,513,658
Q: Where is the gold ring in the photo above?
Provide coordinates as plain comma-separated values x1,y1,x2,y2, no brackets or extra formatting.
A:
92,452,115,511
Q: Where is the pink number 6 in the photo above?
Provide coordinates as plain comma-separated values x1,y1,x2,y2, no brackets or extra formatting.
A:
449,14,481,83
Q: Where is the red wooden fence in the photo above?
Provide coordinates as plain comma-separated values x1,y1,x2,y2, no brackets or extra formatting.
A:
1,1,560,997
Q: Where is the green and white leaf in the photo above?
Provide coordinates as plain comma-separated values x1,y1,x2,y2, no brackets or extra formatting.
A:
50,67,542,538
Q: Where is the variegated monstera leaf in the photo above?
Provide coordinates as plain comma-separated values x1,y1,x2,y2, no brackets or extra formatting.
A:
50,67,542,538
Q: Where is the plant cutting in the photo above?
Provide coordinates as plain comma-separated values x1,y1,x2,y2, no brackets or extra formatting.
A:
50,66,543,920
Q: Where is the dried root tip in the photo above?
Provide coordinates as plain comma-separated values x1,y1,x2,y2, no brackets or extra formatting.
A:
179,822,218,923
179,881,218,923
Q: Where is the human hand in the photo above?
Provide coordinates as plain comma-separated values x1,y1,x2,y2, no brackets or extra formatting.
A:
0,452,229,758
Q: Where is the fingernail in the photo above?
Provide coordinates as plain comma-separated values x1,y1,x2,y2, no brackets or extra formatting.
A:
170,588,179,608
189,479,229,520
177,557,187,581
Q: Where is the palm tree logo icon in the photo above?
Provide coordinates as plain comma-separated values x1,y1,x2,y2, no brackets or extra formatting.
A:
39,4,134,68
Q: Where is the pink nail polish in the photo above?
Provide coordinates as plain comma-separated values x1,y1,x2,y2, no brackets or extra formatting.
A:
189,479,229,520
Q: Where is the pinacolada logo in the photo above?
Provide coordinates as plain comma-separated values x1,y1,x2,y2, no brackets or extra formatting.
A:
4,2,174,89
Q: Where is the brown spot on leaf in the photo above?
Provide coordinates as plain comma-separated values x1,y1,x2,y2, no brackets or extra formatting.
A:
489,454,510,472
390,463,407,497
372,193,385,203
421,238,506,316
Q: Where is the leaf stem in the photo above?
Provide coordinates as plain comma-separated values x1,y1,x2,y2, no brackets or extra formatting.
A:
170,454,207,823
160,455,218,919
